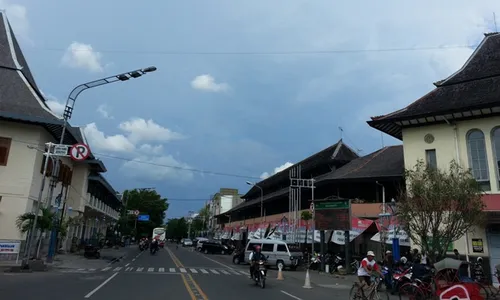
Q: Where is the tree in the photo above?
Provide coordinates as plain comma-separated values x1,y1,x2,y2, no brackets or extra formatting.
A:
122,189,169,239
397,160,485,262
301,211,312,245
166,218,188,240
16,207,55,258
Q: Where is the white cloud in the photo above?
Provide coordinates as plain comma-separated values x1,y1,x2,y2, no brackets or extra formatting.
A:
191,74,229,92
119,118,185,144
83,123,135,153
121,155,194,182
0,1,30,42
97,104,113,119
260,162,294,179
138,144,164,155
44,97,65,116
61,42,104,73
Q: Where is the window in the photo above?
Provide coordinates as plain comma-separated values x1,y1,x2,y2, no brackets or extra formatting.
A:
425,149,437,169
261,243,274,252
0,137,11,166
491,127,500,185
467,129,490,190
277,244,287,252
247,243,260,251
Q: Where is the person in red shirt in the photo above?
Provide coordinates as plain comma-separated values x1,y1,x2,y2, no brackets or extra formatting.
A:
357,251,383,286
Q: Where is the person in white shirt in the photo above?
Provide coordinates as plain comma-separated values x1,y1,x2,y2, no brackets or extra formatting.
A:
357,251,383,286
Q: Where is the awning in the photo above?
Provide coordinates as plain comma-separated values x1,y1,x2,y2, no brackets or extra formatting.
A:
331,217,374,245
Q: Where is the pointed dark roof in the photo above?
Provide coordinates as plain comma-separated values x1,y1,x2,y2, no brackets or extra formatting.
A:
368,33,500,140
243,140,359,199
0,12,105,171
316,145,404,182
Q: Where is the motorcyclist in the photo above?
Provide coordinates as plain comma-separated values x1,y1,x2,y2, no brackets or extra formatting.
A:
150,238,159,253
249,245,266,279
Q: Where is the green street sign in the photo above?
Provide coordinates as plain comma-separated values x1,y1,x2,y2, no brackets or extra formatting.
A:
315,200,350,210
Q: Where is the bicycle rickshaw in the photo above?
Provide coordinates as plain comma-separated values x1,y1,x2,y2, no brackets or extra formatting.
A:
433,258,484,300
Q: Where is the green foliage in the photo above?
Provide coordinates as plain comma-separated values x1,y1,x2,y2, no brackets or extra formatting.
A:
16,207,55,233
122,189,169,238
301,211,312,221
166,218,188,239
397,160,485,262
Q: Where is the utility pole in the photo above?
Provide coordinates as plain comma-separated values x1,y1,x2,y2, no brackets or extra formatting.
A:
289,165,315,251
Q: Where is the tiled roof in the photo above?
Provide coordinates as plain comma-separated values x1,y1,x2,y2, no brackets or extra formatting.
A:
367,32,500,140
316,145,404,182
243,140,359,199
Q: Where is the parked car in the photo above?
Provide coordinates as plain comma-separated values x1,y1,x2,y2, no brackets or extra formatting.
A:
200,241,230,254
232,249,245,264
196,238,209,251
245,239,303,270
182,239,193,247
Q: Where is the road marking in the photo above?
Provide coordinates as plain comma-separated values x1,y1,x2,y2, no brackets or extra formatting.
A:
166,247,208,300
89,268,96,271
113,267,122,272
132,258,136,262
239,271,248,275
147,268,154,272
125,263,130,267
180,268,187,273
84,272,119,298
126,267,133,271
136,267,143,272
281,291,303,300
199,252,238,270
200,269,208,274
190,268,198,273
159,268,165,272
169,268,176,272
210,269,220,274
77,268,85,271
220,269,230,275
102,267,111,271
229,270,241,275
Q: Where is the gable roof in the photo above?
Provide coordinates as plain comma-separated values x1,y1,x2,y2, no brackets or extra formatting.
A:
367,32,500,140
243,140,359,199
316,145,404,183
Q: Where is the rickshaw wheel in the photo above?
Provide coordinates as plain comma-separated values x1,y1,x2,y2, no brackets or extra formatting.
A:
398,282,426,300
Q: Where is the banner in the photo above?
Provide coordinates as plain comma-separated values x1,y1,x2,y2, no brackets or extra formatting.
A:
231,226,241,240
370,229,410,247
253,223,268,239
221,227,231,239
332,217,373,245
248,224,258,239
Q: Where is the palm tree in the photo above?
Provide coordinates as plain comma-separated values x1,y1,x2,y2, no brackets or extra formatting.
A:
16,207,55,258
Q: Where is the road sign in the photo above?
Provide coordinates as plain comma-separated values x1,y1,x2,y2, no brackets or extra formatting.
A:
314,200,351,231
53,144,69,156
137,215,150,221
315,200,350,210
133,210,140,216
70,143,90,161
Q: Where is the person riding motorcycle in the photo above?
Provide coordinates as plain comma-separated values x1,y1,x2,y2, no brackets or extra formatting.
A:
150,238,159,253
249,245,266,279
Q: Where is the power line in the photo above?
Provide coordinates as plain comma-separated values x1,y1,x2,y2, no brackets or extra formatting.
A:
25,44,475,56
10,138,260,180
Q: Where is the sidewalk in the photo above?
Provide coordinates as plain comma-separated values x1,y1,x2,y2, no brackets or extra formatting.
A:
48,247,130,270
271,268,357,289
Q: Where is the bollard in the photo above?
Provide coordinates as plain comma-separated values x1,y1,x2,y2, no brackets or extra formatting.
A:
303,268,312,289
325,264,329,274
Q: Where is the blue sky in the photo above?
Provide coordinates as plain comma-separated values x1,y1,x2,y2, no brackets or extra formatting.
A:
4,0,500,218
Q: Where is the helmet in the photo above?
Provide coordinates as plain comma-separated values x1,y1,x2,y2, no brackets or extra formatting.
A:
386,250,392,255
400,256,408,264
477,257,483,262
367,251,375,257
255,245,261,251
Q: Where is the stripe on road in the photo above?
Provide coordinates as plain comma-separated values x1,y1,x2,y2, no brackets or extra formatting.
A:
113,267,122,271
229,270,241,275
210,269,220,274
220,270,230,275
200,269,209,274
147,268,154,272
136,267,144,272
169,268,176,272
180,268,187,273
190,268,198,273
239,271,248,275
102,267,111,271
126,267,133,271
159,268,165,272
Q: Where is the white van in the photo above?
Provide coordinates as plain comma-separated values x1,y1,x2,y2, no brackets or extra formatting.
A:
244,239,303,270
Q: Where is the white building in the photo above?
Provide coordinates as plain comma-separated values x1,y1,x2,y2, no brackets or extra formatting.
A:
368,32,500,280
208,188,243,234
0,11,121,258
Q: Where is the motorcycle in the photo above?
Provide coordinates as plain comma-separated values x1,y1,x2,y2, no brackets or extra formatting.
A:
390,266,412,295
309,253,321,270
150,246,158,255
253,260,267,289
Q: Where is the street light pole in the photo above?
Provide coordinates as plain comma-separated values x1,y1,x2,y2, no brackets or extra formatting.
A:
246,181,264,221
46,66,157,263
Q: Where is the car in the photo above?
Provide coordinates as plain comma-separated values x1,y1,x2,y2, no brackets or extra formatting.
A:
200,241,230,254
232,249,245,264
182,239,193,247
159,241,165,248
196,238,209,251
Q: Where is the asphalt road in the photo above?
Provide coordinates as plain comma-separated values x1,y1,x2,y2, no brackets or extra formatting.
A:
0,244,392,299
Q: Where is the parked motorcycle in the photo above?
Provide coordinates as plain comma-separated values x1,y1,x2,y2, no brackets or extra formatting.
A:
390,266,412,295
253,260,267,289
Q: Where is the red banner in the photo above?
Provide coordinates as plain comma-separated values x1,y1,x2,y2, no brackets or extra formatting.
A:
352,217,373,232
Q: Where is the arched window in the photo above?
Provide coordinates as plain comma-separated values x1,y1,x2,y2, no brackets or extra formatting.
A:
491,127,500,182
466,129,489,189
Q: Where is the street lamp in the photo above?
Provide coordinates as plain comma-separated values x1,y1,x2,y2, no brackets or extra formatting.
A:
246,181,264,221
45,66,157,263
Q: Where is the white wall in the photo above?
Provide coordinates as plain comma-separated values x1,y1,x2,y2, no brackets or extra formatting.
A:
220,195,233,214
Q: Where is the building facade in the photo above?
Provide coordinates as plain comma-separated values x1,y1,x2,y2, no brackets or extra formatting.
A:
207,188,243,235
0,11,121,258
368,32,500,279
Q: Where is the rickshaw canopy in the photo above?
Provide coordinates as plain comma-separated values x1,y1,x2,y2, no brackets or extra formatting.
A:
434,258,469,273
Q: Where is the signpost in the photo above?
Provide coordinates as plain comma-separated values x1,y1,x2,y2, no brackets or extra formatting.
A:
137,215,150,221
69,143,90,161
53,144,69,156
0,241,20,264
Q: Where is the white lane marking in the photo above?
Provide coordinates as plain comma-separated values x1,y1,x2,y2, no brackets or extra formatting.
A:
84,272,119,298
125,267,133,271
179,268,187,273
210,269,220,274
77,268,85,271
239,271,248,275
200,269,209,274
132,258,136,262
102,267,111,271
89,268,96,271
169,268,176,273
220,269,230,275
113,267,122,272
229,270,241,275
280,291,303,300
200,253,236,270
125,263,130,267
136,267,144,272
190,268,198,273
147,268,154,272
159,268,165,272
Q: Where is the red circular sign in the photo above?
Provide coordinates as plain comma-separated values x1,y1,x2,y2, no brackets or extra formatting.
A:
70,143,90,161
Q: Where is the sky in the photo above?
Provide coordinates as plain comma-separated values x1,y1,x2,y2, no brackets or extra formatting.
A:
3,0,500,218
